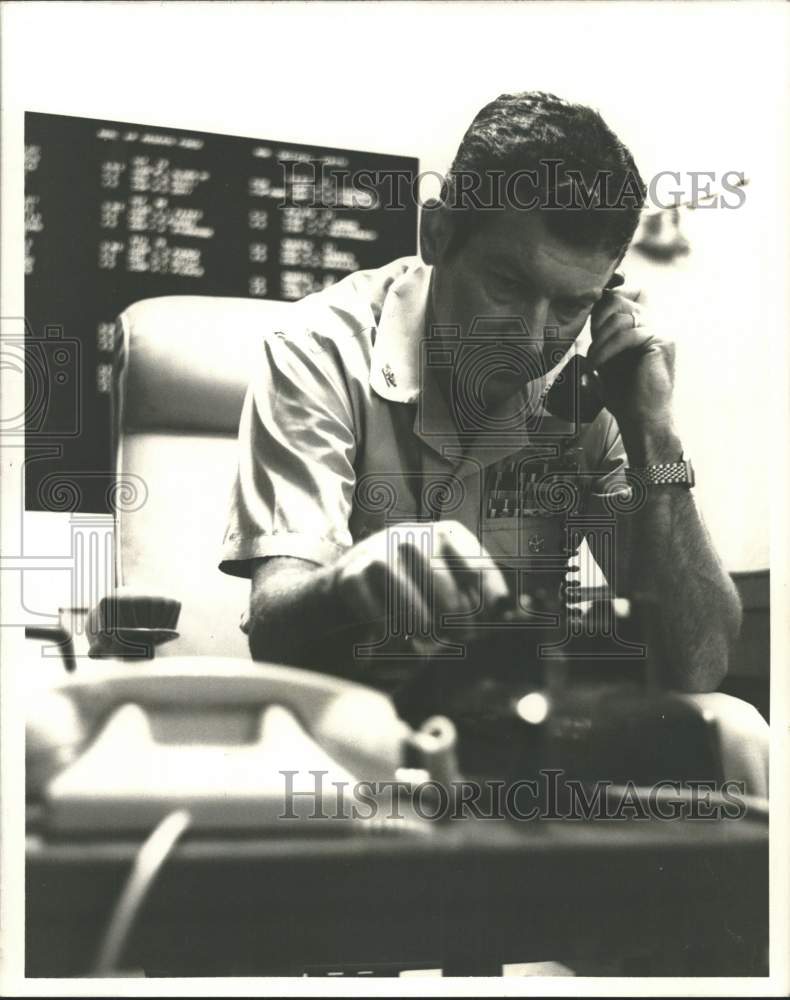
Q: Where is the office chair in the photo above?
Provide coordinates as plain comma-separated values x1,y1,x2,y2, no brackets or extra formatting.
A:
110,293,289,659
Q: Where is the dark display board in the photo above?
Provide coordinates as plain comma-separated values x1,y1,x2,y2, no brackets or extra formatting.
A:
24,112,418,512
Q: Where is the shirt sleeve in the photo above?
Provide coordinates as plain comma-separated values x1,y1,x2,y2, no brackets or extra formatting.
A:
219,328,357,579
587,408,629,499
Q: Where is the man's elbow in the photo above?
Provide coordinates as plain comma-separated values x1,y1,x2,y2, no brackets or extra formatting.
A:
247,614,302,667
674,582,742,693
674,655,727,695
247,621,270,663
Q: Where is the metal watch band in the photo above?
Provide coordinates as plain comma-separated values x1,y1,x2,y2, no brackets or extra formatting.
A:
628,458,695,488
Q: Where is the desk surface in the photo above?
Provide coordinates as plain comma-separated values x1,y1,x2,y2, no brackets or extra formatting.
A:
27,812,768,977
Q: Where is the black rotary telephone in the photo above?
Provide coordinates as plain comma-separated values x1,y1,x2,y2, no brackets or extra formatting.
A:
541,271,627,425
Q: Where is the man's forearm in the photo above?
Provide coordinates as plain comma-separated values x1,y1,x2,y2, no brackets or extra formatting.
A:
246,555,433,693
623,488,741,690
619,424,742,692
247,557,351,671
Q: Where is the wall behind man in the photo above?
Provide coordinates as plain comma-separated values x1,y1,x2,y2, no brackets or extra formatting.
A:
3,1,787,575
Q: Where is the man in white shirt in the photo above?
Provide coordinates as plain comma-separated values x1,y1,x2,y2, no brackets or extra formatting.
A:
220,91,741,699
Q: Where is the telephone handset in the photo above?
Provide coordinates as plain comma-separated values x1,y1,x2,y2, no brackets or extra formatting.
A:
26,657,426,833
541,271,626,425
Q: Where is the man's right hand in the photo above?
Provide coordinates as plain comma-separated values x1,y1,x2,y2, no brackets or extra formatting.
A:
328,520,510,647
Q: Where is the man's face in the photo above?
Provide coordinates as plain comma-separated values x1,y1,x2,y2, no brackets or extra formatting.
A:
426,207,620,410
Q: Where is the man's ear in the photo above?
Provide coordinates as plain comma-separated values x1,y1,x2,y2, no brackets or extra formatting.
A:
419,200,451,265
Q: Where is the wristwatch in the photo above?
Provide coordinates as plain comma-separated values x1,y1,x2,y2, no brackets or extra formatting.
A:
628,456,695,488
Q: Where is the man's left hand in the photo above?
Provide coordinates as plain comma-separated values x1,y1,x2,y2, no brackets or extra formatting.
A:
587,286,675,434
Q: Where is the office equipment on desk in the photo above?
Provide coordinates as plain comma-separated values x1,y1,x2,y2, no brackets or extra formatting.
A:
27,656,434,834
24,603,769,977
24,645,769,978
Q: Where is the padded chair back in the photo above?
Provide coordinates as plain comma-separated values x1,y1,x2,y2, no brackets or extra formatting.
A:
114,295,294,658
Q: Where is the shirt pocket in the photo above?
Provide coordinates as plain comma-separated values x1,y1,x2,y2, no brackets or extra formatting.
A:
482,513,569,560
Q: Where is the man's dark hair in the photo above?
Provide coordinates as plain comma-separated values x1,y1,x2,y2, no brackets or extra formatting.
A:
440,91,646,258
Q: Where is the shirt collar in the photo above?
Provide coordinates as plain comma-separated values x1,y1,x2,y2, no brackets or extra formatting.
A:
368,255,577,465
369,257,431,403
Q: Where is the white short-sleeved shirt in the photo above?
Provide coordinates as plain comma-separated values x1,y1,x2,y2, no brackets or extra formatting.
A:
219,256,627,600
